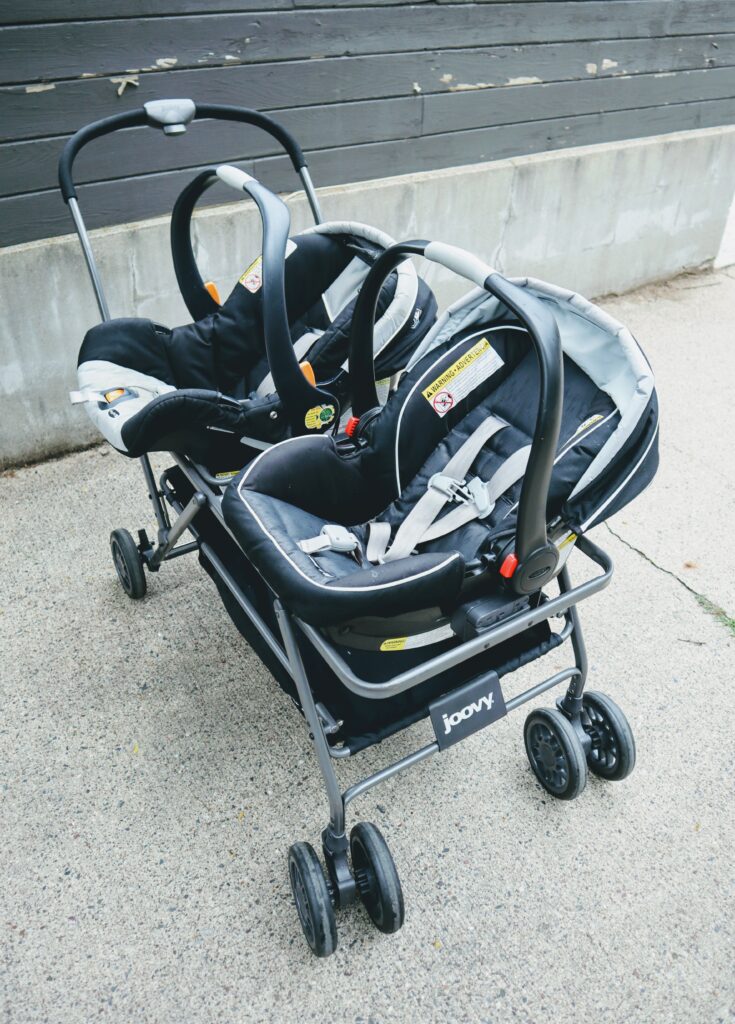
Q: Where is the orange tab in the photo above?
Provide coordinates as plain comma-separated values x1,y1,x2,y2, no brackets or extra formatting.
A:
204,280,221,305
300,360,316,387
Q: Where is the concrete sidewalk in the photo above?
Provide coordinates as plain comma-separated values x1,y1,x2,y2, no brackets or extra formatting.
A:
1,269,733,1023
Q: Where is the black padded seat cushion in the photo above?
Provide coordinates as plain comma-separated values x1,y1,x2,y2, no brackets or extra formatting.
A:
78,232,355,397
222,435,465,626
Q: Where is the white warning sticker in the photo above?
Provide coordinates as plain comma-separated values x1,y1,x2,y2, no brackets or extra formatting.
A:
422,336,504,417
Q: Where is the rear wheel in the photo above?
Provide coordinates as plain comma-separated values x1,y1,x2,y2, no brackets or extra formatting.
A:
581,691,636,781
350,822,405,934
524,707,587,800
110,528,146,599
288,842,337,957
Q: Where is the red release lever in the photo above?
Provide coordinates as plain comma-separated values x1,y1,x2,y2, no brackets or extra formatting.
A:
345,416,360,438
499,553,519,578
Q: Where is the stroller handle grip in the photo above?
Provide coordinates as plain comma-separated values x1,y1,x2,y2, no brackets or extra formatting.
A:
349,240,564,581
58,100,307,203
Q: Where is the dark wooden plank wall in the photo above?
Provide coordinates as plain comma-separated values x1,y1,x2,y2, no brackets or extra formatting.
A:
1,1,734,246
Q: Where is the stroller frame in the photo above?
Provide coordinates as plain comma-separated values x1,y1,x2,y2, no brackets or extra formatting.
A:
158,449,612,910
62,97,631,952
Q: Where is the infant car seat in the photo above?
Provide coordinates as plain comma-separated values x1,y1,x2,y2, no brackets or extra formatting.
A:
71,166,436,471
223,241,659,649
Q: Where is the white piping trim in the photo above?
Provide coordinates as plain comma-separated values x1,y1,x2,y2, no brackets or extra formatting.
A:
579,422,659,532
392,325,527,494
234,436,462,594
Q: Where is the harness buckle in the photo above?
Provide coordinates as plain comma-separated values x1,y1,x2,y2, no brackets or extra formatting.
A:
299,524,359,555
429,473,473,504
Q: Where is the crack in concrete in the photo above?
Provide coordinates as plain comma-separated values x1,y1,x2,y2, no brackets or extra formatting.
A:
491,162,519,272
605,523,735,637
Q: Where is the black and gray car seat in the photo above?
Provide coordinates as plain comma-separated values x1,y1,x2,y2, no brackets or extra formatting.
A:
71,166,436,471
222,240,659,651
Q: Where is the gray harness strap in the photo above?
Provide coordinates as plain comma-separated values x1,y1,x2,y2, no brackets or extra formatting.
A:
418,443,531,544
366,521,392,563
367,414,508,563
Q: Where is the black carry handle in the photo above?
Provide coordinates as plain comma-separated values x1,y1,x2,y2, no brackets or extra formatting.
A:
170,169,222,321
58,99,307,204
216,166,337,436
348,241,564,592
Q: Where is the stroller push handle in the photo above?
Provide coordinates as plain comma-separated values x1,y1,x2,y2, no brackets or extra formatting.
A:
216,166,337,434
58,100,308,204
349,240,564,589
58,99,322,322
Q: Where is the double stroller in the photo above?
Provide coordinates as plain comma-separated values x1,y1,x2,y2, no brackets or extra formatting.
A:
62,100,659,957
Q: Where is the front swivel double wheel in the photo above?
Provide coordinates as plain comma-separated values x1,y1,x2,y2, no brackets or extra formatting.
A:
524,692,636,799
288,823,404,957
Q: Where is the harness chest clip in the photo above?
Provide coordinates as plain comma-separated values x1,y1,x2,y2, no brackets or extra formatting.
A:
429,473,472,503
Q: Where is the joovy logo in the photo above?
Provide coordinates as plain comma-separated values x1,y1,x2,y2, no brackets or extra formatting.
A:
429,671,507,750
442,691,494,736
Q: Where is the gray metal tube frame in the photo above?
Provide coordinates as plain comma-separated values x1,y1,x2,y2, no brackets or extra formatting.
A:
151,454,608,853
147,490,206,569
68,197,110,322
299,167,323,224
295,534,611,701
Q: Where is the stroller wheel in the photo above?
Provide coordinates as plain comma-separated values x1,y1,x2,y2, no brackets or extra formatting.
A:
580,691,636,781
288,842,337,957
350,822,405,934
524,707,587,800
110,528,147,599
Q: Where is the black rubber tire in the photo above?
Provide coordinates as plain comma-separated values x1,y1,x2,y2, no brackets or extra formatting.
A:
581,691,636,781
288,842,337,958
110,529,147,599
350,822,405,934
524,707,587,800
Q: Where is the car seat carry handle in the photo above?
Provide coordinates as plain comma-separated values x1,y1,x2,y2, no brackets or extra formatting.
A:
169,169,222,321
215,166,337,435
349,240,564,592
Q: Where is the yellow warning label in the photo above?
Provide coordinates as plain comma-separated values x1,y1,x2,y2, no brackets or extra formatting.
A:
422,336,503,417
239,255,262,293
304,404,336,430
380,637,408,652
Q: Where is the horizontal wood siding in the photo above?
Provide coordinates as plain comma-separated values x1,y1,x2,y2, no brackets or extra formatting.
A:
1,1,733,246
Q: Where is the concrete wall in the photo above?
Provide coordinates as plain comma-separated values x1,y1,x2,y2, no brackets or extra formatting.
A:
1,124,735,467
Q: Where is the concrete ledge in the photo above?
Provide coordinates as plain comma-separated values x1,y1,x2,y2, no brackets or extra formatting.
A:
1,125,734,467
